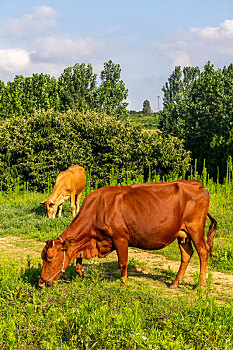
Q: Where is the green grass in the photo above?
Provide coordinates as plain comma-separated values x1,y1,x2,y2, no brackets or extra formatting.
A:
0,178,233,349
0,192,73,241
128,113,160,130
0,258,232,350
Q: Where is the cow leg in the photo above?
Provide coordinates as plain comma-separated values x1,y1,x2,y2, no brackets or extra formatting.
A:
171,238,194,287
70,194,76,217
75,258,84,277
114,238,129,286
75,192,82,214
184,219,210,287
57,204,62,218
191,236,209,287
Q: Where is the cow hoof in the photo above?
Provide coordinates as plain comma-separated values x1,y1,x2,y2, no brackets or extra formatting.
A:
168,283,178,289
76,271,84,278
192,284,197,290
120,281,126,288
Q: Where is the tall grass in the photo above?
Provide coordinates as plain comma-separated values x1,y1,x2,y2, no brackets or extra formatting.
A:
1,156,233,196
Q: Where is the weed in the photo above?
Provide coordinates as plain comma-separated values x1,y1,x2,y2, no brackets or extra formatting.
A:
128,257,147,271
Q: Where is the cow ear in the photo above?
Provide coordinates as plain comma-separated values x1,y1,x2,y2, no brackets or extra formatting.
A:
46,239,54,248
40,200,46,204
62,237,75,250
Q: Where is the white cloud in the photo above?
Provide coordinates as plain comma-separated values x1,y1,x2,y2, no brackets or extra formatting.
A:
0,6,107,77
2,6,58,39
0,49,30,72
159,19,233,71
199,26,220,40
33,36,105,63
199,19,233,40
168,50,191,69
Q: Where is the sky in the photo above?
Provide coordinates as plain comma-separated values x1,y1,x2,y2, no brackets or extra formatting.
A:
0,0,233,111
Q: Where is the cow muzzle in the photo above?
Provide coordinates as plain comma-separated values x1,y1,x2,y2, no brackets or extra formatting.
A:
38,276,52,288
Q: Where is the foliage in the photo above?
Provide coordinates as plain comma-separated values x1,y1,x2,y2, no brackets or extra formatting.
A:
58,63,97,112
93,60,129,117
159,62,233,180
0,61,129,120
142,99,152,115
0,109,190,191
0,74,60,118
162,66,200,108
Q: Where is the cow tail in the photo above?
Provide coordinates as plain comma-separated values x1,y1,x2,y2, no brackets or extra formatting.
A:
207,212,217,257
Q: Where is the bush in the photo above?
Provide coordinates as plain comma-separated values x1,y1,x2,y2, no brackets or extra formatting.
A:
0,110,191,191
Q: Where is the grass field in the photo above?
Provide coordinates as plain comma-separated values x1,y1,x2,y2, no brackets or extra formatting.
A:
0,177,233,349
128,112,160,130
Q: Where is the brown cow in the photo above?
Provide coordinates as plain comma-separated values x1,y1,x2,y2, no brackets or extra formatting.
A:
41,165,86,218
39,180,216,288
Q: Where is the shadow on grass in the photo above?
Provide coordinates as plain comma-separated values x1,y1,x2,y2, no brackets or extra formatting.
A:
55,261,179,288
20,263,43,288
34,204,46,217
20,262,78,288
101,260,177,287
20,259,193,289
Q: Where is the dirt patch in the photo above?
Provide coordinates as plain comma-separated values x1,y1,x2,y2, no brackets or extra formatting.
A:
0,236,232,302
0,236,44,259
127,248,233,301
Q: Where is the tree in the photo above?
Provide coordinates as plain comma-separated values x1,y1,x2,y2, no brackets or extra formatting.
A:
0,61,129,119
162,66,200,108
159,62,233,179
30,73,60,111
58,63,97,111
0,73,60,118
93,60,128,117
142,100,152,115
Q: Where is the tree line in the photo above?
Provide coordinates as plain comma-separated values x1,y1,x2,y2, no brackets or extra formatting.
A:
0,59,192,191
0,60,128,119
1,59,232,187
159,62,233,180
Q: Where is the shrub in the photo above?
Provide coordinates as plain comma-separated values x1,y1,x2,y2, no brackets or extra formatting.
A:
0,110,191,191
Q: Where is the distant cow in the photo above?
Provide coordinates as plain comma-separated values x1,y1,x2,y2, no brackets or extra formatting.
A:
41,165,86,218
39,180,216,288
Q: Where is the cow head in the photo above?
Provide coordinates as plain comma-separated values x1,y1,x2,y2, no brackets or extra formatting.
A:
39,237,75,288
41,195,70,218
40,198,58,218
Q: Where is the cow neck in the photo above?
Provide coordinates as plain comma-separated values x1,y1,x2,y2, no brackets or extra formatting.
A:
59,230,93,261
49,188,58,202
71,240,92,260
59,214,95,260
49,183,64,203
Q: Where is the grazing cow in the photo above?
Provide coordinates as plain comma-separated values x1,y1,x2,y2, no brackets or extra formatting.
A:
41,165,86,218
39,180,216,288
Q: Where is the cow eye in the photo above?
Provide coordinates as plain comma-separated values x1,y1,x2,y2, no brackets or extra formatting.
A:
47,256,53,260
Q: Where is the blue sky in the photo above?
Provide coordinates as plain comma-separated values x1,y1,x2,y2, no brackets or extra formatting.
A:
0,0,233,110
